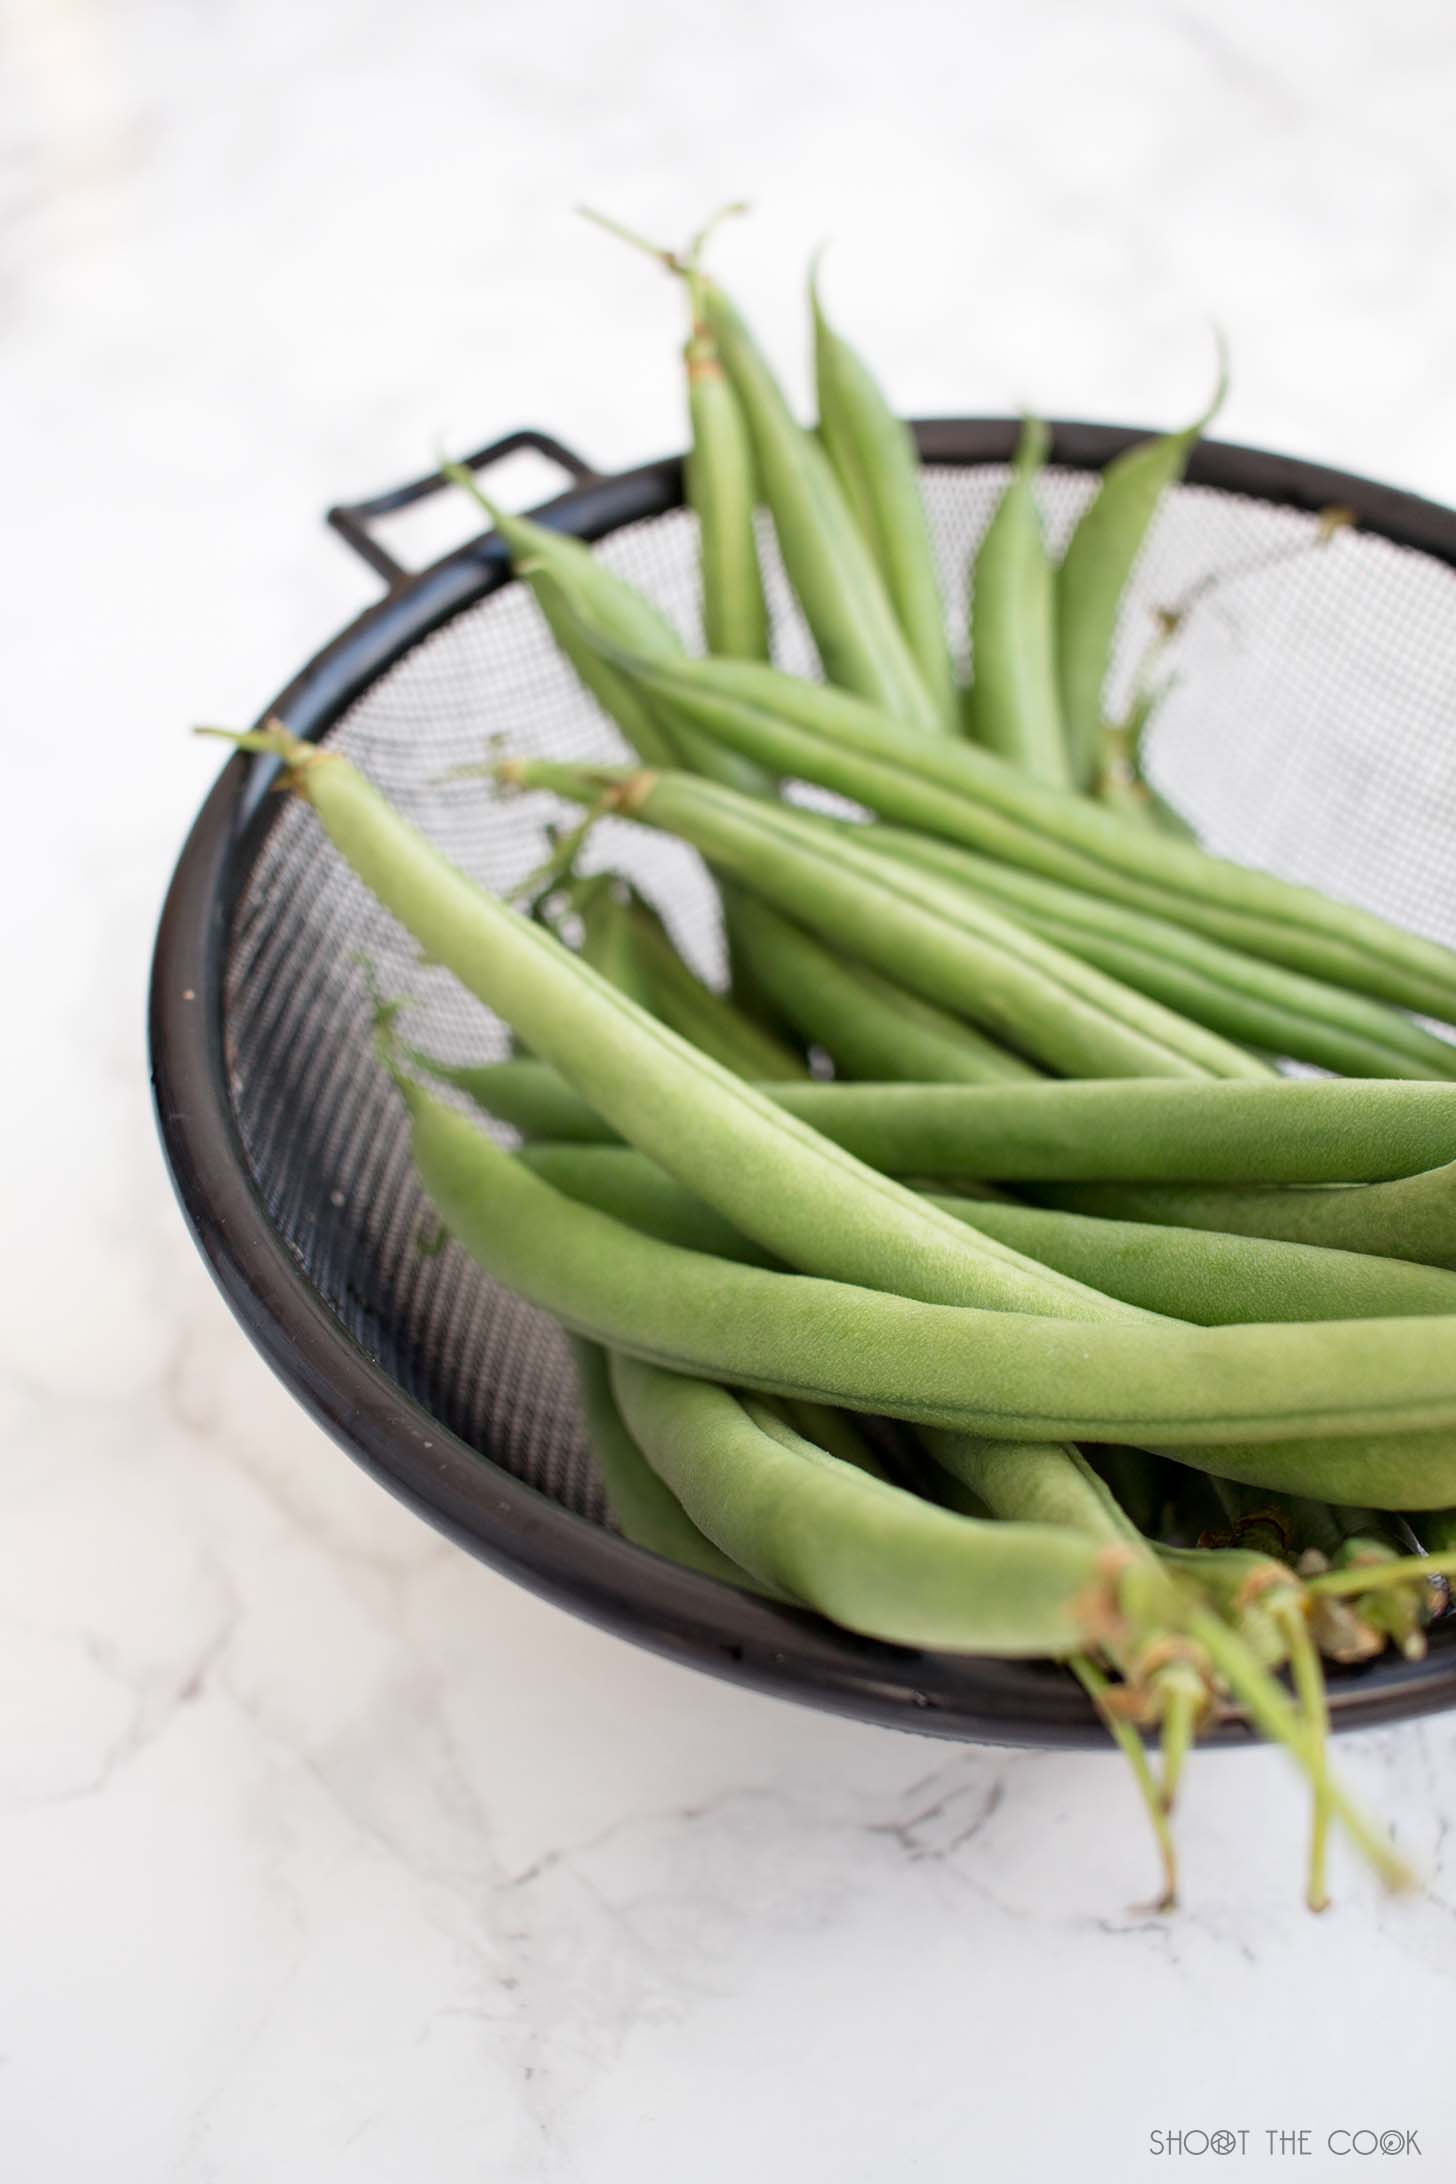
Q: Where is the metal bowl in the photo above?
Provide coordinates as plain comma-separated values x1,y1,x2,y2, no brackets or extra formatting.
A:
149,419,1456,1746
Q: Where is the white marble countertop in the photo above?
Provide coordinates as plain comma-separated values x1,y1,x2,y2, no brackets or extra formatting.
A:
6,1,1456,2174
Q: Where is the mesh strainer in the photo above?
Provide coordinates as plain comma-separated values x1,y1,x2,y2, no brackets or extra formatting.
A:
150,420,1456,1746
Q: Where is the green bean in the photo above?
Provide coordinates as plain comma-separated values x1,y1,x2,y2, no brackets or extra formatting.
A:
572,875,658,1010
448,463,766,793
568,1337,775,1591
721,888,808,1048
721,888,1039,1085
968,418,1072,786
856,823,1456,1082
607,1351,1172,1655
765,1397,893,1482
574,208,774,764
696,277,943,731
594,645,1456,1019
520,1142,775,1260
442,468,680,771
810,265,958,732
407,1053,610,1141
240,725,1108,1320
380,1061,1456,1506
616,1289,1357,1893
685,268,772,662
1056,362,1226,789
576,214,770,667
1041,1161,1456,1269
511,758,1267,1080
447,1057,1456,1186
576,858,907,1509
569,844,870,1545
923,1432,1142,1549
937,1196,1456,1323
619,891,808,1079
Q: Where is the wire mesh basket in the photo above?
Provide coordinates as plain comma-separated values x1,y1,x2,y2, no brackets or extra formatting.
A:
150,420,1456,1746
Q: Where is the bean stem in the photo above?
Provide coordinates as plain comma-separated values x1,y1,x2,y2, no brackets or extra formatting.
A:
1277,1600,1333,1912
1303,1549,1456,1599
1185,1609,1415,1895
1071,1655,1180,1912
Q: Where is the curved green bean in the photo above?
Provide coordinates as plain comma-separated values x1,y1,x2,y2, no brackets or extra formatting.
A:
811,267,958,732
922,1425,1210,1815
608,1351,1172,1655
968,418,1072,786
1057,364,1226,788
569,1337,774,1591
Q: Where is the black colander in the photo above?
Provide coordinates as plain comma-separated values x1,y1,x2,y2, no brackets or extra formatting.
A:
149,420,1456,1747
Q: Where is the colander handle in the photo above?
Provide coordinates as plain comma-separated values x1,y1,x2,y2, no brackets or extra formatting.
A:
325,429,600,587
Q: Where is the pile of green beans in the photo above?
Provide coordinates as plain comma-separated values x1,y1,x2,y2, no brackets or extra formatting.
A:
581,643,1456,1020
217,227,1456,1909
507,756,1271,1083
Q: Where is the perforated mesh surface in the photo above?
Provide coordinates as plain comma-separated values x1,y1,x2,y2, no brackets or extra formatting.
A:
222,462,1456,1530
